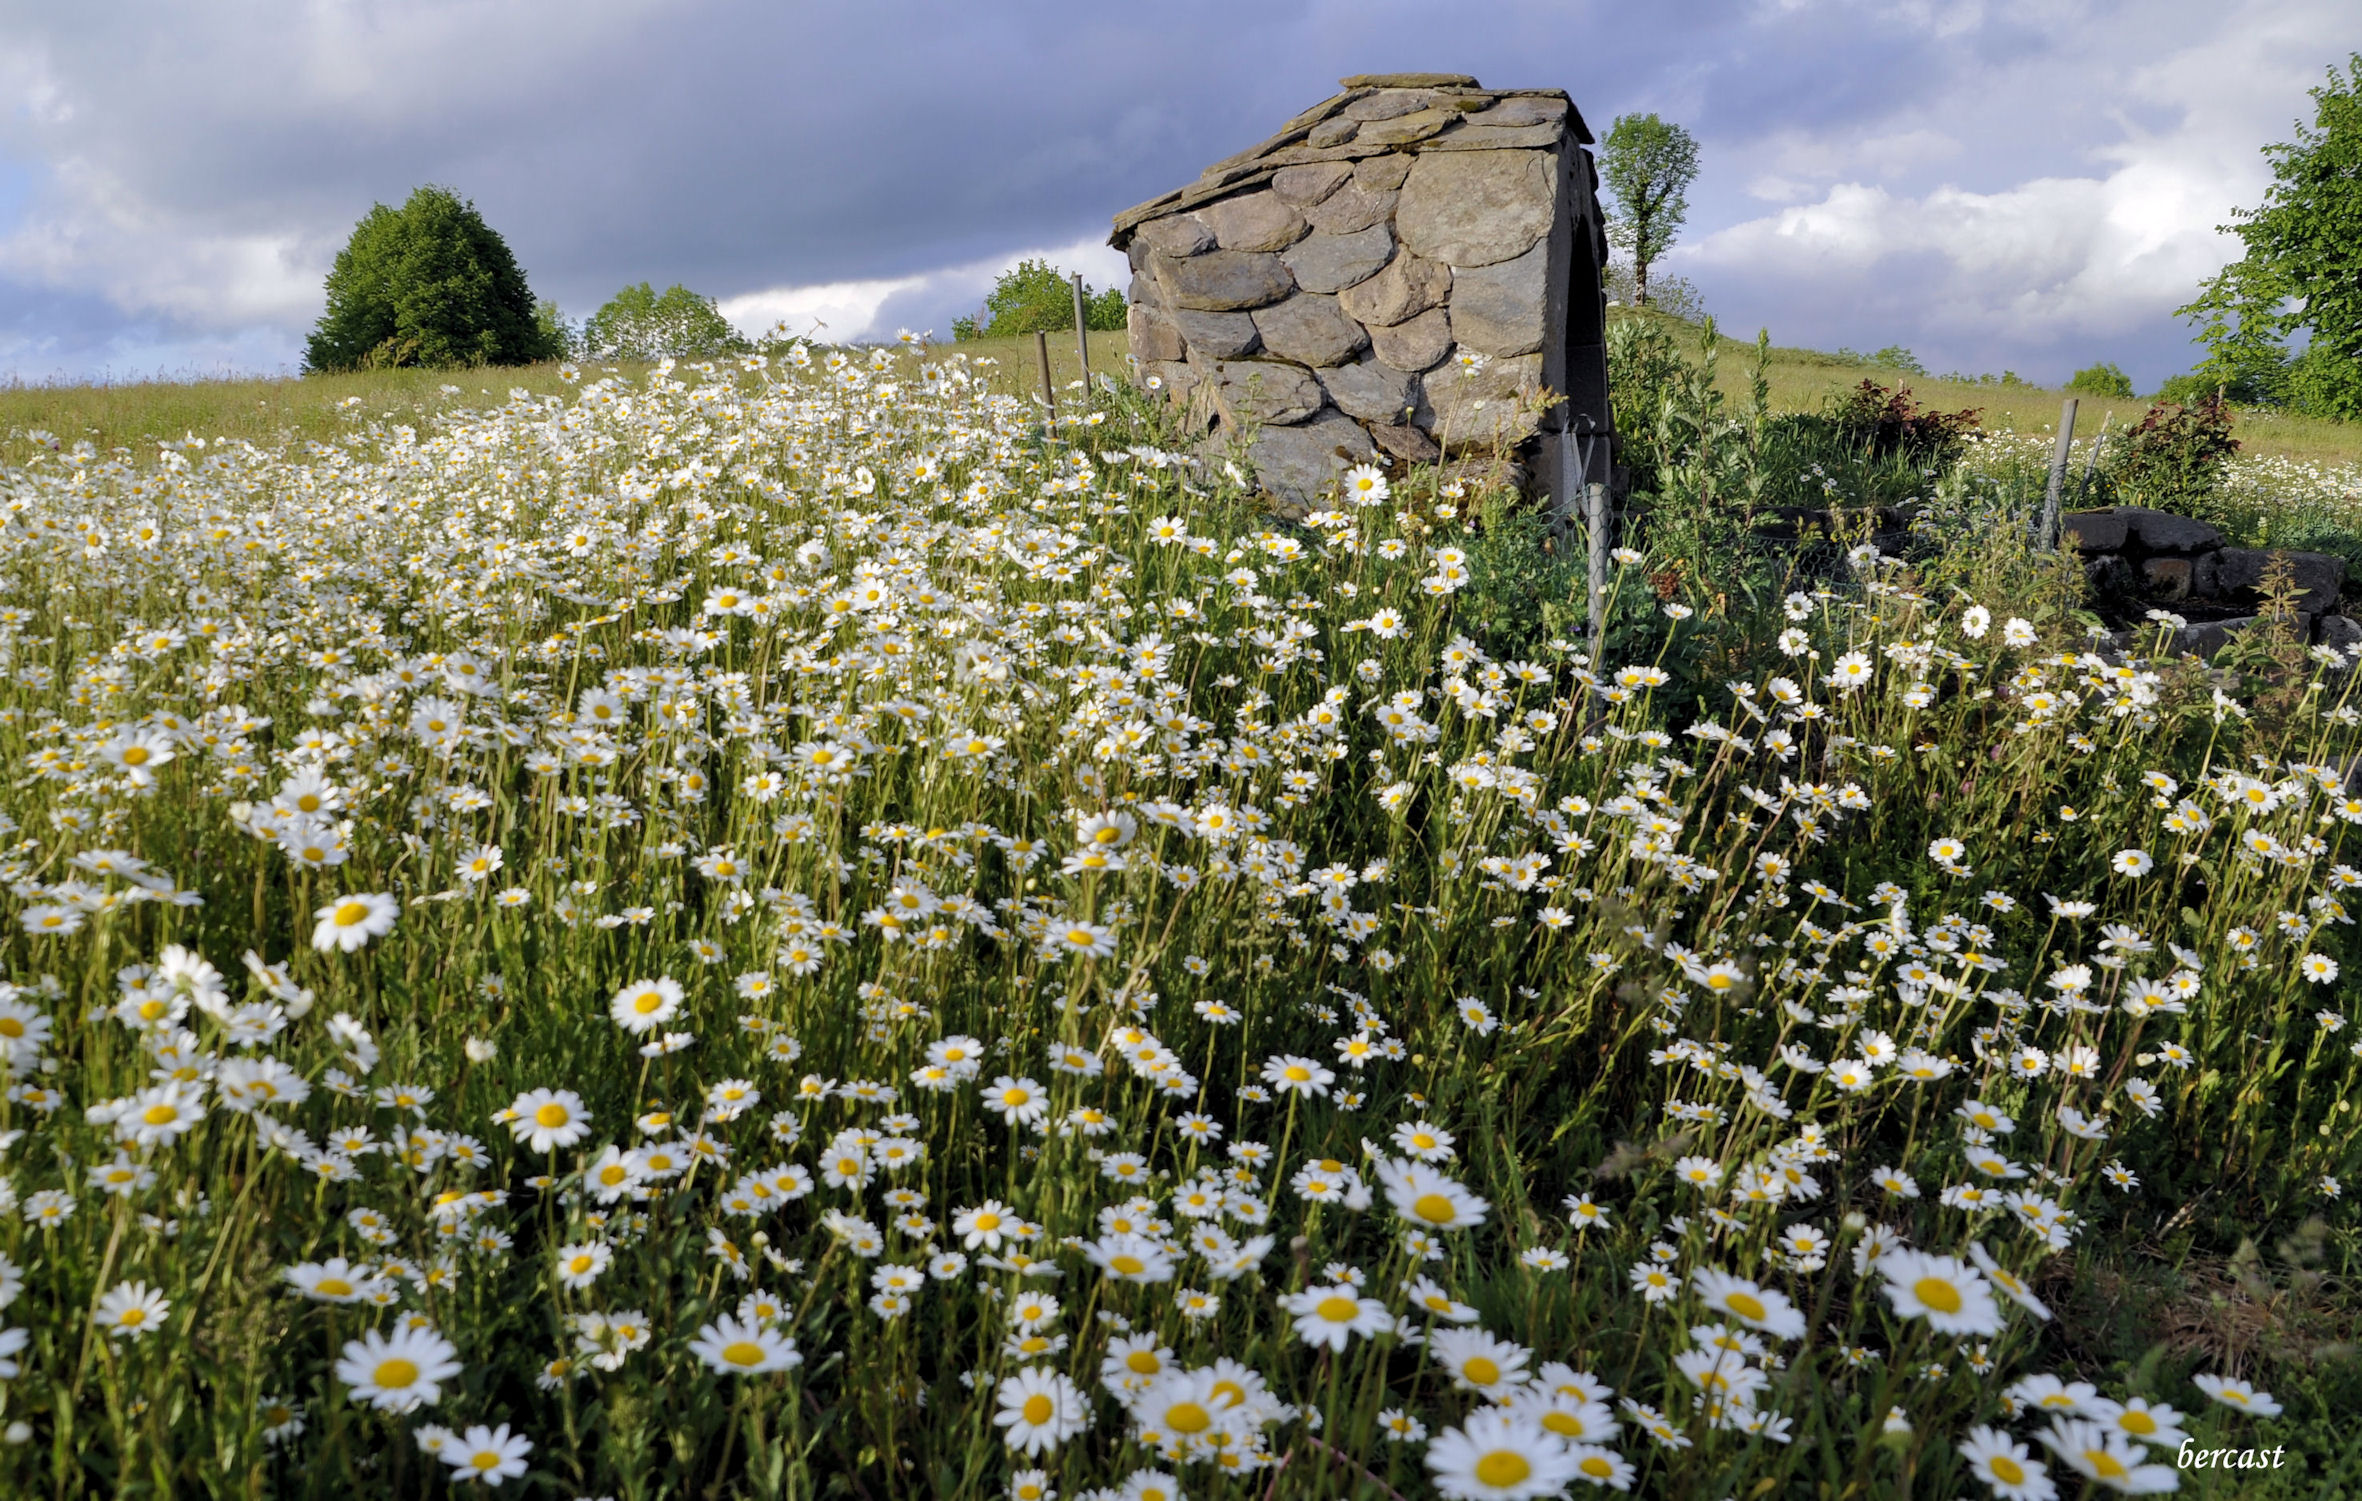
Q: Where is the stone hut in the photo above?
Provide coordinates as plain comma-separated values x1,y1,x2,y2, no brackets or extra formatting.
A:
1110,72,1613,516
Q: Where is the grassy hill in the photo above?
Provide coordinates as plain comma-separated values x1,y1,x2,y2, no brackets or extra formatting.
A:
6,318,2359,467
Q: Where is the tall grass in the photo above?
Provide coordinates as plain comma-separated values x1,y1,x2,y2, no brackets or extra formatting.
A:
0,337,2352,1500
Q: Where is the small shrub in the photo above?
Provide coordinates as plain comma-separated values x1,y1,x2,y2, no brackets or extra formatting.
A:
305,185,559,372
2067,361,2136,398
1829,379,1981,468
2104,393,2241,511
582,283,747,363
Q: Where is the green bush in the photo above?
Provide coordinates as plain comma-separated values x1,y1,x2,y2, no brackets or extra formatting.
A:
304,186,559,373
2103,394,2241,511
2067,361,2136,398
582,283,748,363
951,259,1125,340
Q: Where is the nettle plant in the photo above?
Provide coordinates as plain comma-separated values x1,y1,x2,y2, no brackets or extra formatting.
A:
0,337,2349,1500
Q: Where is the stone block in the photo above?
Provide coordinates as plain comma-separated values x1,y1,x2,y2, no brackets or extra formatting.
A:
1342,88,1441,121
1251,293,1368,367
1318,357,1418,424
2060,511,2126,552
2120,508,2225,553
1172,309,1260,359
1154,250,1296,312
1338,251,1451,328
1353,154,1413,191
1307,117,1358,148
1337,72,1478,89
2196,547,2347,616
1367,306,1452,372
1423,351,1546,453
1135,216,1214,258
1465,96,1567,129
1303,182,1395,235
1396,149,1556,267
1249,408,1376,516
1128,301,1184,364
1355,107,1457,148
2174,615,2257,660
1447,238,1549,357
1271,162,1352,206
2139,556,2193,600
1369,422,1440,464
2319,613,2362,653
1214,360,1326,427
1282,224,1396,295
1198,191,1308,253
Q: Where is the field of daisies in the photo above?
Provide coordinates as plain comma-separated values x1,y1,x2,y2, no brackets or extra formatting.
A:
0,333,2356,1501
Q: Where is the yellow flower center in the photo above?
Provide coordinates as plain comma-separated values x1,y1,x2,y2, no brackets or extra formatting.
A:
1475,1452,1532,1487
1166,1402,1211,1434
1021,1394,1055,1425
722,1341,766,1367
374,1358,419,1389
1463,1356,1500,1386
142,1104,178,1126
1317,1295,1360,1323
1990,1456,2026,1483
1913,1278,1963,1315
333,901,370,927
2120,1411,2156,1435
1413,1193,1457,1224
122,746,151,766
534,1103,571,1128
317,1278,352,1297
1724,1292,1767,1322
1111,1255,1146,1276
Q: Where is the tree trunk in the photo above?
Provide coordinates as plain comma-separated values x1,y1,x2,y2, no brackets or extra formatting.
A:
1634,252,1651,308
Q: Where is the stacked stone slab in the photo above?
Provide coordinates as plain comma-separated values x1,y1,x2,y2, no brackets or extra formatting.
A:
1110,73,1612,516
2062,506,2357,656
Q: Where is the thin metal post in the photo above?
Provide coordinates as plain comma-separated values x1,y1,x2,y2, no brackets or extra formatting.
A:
2077,412,2112,507
1586,480,1608,648
1071,273,1090,397
2040,397,2079,549
1035,330,1058,429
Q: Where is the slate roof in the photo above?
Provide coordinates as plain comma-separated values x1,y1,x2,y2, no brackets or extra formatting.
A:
1109,74,1590,247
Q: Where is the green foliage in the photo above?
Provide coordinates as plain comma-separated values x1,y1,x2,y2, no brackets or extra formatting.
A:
304,186,559,373
1827,380,1981,468
582,283,749,363
2103,394,2242,511
533,299,578,361
2067,361,2136,398
951,260,1126,341
2180,54,2362,418
1601,263,1708,323
1598,113,1701,309
1833,345,1928,376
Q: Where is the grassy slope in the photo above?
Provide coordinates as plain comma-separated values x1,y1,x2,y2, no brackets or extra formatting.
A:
7,319,2359,467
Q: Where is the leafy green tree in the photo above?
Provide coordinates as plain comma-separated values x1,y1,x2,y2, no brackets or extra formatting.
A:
582,283,748,362
305,186,558,372
951,260,1126,340
2067,361,2135,398
1598,113,1701,308
2179,55,2362,418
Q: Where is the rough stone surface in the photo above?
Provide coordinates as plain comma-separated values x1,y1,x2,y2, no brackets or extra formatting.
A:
1339,252,1451,327
1318,357,1419,424
1342,88,1439,121
1248,409,1375,516
1128,302,1185,364
1154,249,1296,311
1198,192,1309,253
1369,422,1441,463
1251,293,1368,367
1271,162,1352,206
2121,508,2227,553
1353,154,1413,191
1214,360,1326,427
1367,306,1453,372
2176,615,2258,660
1303,182,1396,236
1144,361,1202,410
1355,106,1458,148
1423,351,1546,452
1135,216,1215,258
2140,556,2193,600
1282,224,1395,294
1465,96,1567,129
1171,309,1261,359
2061,511,2127,553
2320,613,2362,653
1396,149,1555,267
2197,548,2348,616
1307,117,1357,148
1446,238,1549,356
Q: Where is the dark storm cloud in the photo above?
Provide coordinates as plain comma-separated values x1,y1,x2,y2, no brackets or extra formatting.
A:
0,0,2356,385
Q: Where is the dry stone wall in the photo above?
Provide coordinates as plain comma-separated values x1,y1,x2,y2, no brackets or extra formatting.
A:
1111,74,1613,516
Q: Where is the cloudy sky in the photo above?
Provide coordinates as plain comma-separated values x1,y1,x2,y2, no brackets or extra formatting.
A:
0,0,2354,387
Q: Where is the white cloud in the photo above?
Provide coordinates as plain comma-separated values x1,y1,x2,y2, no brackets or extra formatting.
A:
720,236,1131,346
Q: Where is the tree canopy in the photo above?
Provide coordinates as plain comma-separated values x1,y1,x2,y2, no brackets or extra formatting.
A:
582,283,749,363
305,186,559,373
952,260,1126,341
2179,54,2362,418
1598,114,1701,309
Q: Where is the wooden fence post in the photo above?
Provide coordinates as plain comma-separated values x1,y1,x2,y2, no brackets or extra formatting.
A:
2077,412,2113,507
1071,274,1090,398
2040,398,2079,549
1035,331,1058,430
1587,480,1608,650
